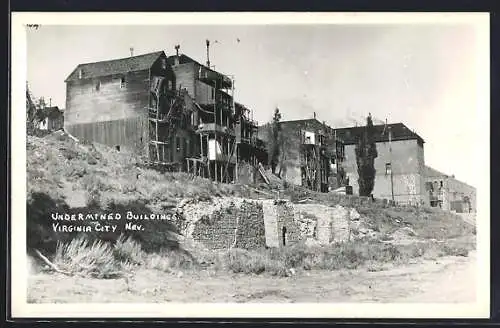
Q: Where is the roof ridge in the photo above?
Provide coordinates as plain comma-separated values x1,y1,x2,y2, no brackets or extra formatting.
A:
77,50,165,67
66,50,165,82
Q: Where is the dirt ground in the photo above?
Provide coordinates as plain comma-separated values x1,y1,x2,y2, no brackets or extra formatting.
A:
28,251,476,304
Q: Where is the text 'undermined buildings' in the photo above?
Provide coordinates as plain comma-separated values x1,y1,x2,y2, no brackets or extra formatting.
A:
64,45,268,183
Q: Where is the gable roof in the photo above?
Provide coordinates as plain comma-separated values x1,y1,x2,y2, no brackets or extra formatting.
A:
333,123,425,145
166,54,201,66
37,106,63,121
65,51,165,82
166,54,232,88
279,118,336,135
425,165,448,178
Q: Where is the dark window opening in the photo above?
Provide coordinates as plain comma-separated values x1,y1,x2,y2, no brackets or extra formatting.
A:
385,163,392,175
95,81,100,91
282,227,287,246
120,77,126,88
211,88,215,100
115,145,120,152
440,181,443,188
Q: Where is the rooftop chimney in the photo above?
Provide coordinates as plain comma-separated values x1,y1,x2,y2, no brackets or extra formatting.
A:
130,47,134,57
313,112,316,119
174,44,180,65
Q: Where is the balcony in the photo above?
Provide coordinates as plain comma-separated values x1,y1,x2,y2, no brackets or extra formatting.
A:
198,66,232,89
196,123,235,136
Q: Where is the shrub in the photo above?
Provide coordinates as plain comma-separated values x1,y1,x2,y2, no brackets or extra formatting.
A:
221,248,288,277
113,234,144,265
53,236,125,279
146,249,198,272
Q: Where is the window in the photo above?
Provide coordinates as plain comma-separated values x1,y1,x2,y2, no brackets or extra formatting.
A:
161,58,167,69
385,163,392,175
115,145,120,152
120,77,126,88
211,87,215,100
168,80,173,90
95,81,101,91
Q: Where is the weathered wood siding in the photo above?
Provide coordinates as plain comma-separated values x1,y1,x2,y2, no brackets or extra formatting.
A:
195,80,215,105
150,55,176,93
66,117,146,154
65,70,150,124
172,62,196,96
65,69,150,155
259,120,333,187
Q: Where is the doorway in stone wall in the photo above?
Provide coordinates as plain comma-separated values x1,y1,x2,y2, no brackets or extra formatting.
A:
282,226,287,246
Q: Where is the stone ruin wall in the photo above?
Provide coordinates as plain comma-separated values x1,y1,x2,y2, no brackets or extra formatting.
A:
184,197,370,250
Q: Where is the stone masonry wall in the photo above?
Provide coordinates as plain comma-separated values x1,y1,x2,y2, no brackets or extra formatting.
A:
187,197,370,250
276,200,302,247
191,200,265,250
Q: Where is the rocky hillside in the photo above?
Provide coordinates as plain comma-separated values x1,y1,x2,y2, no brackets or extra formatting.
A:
27,130,475,256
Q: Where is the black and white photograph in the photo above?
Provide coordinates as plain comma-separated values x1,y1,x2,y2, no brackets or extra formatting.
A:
11,12,490,318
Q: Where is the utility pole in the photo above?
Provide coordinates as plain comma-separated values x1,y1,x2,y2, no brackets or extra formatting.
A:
206,39,211,68
389,125,395,202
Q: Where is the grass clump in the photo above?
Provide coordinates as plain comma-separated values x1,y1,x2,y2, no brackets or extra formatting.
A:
113,234,144,266
220,248,289,277
53,236,124,279
145,249,198,272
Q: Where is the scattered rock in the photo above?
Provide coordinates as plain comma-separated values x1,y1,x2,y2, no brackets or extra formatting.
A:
350,208,361,220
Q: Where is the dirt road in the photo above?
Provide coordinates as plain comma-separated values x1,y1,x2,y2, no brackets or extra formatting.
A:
28,252,476,303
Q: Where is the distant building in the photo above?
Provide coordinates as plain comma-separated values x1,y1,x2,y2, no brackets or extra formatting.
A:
259,118,346,193
64,49,266,182
425,166,476,213
38,106,64,131
333,123,427,205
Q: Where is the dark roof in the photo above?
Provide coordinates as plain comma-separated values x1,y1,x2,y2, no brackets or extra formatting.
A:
38,106,63,120
166,54,202,66
425,166,448,178
65,51,165,82
167,54,232,88
333,123,424,145
280,118,335,134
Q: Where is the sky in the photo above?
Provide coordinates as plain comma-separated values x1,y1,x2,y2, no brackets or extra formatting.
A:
26,22,486,187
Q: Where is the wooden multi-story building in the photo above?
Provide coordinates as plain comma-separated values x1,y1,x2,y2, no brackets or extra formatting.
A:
259,117,346,193
64,49,267,182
